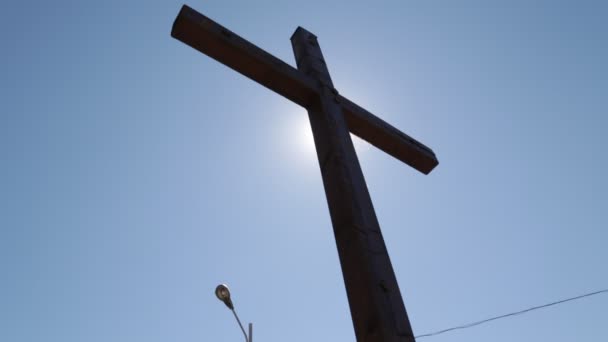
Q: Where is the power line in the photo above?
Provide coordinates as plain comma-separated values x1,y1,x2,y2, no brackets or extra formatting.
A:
415,288,608,339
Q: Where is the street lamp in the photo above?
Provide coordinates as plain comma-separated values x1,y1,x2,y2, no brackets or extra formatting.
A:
215,284,252,342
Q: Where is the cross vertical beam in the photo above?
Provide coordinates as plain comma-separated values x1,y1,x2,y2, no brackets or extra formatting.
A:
291,28,416,342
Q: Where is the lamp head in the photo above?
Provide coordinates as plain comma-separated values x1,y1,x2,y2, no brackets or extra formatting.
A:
215,284,234,310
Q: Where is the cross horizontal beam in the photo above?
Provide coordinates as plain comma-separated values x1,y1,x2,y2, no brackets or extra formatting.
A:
171,5,438,174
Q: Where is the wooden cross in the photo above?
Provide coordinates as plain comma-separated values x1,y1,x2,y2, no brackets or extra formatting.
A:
171,5,438,342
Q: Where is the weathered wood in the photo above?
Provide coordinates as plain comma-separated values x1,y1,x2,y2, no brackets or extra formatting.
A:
171,5,317,108
339,97,436,174
292,27,416,342
171,5,438,174
171,5,440,341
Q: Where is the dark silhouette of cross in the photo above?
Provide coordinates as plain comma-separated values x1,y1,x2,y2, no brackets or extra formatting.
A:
171,5,438,342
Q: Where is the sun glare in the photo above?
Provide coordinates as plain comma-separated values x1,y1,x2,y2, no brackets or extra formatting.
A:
294,111,371,156
295,112,316,157
278,104,371,174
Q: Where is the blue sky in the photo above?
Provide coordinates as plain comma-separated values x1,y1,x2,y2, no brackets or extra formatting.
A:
1,1,607,341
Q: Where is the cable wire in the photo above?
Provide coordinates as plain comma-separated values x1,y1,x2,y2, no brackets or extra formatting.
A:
415,288,608,339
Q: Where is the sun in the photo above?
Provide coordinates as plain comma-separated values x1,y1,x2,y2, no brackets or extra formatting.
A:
295,112,316,157
295,112,370,156
280,105,371,171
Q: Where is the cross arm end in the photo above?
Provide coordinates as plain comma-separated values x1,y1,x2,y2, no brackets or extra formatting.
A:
339,96,439,174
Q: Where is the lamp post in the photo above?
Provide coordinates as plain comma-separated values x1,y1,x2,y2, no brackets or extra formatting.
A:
215,284,252,342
